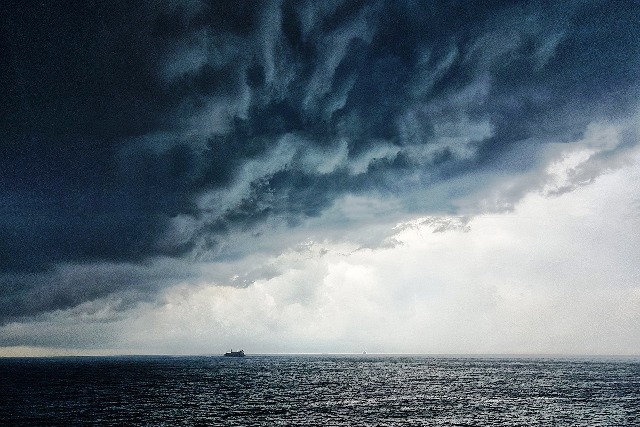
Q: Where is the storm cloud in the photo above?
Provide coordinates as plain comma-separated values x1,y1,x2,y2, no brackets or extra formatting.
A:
1,0,639,323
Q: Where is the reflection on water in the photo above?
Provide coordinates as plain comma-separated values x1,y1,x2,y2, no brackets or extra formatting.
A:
1,355,639,426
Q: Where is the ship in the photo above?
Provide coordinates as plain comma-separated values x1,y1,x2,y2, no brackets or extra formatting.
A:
224,349,245,357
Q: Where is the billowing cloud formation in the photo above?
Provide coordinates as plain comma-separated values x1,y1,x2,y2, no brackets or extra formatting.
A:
1,0,639,326
3,144,639,355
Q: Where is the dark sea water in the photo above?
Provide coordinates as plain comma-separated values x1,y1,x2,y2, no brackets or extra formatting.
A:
1,355,639,426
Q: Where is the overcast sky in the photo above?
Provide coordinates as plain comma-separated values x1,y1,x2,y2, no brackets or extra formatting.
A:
1,0,639,356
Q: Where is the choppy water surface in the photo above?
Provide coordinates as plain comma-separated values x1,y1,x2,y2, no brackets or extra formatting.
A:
1,355,639,426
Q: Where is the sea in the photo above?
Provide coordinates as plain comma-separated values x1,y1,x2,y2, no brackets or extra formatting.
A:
1,355,638,426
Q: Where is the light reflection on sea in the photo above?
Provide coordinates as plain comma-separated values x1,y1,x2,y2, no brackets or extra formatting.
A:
1,355,639,426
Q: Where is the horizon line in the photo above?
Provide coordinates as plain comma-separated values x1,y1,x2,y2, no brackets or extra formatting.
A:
2,351,639,359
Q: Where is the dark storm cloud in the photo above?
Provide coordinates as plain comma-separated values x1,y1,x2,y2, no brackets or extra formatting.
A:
1,0,639,321
0,259,198,321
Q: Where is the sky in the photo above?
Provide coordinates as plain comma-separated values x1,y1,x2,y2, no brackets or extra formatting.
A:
1,0,639,356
